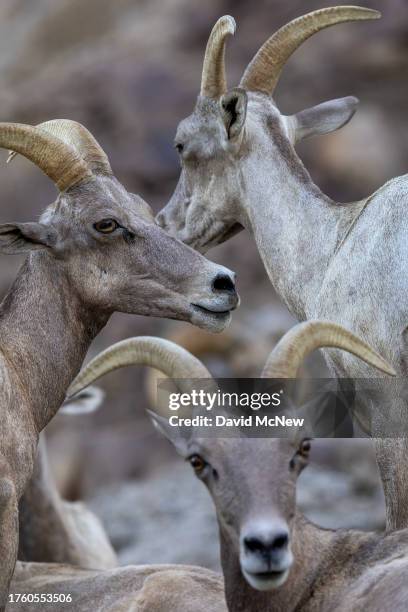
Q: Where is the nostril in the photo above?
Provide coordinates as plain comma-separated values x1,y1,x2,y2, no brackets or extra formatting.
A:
244,537,265,554
212,273,236,294
273,533,289,550
244,531,289,555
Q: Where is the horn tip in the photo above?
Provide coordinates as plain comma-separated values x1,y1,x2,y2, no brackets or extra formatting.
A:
365,8,381,20
384,364,397,377
331,6,381,20
373,356,396,376
6,151,16,164
66,384,81,399
219,14,236,35
352,7,381,19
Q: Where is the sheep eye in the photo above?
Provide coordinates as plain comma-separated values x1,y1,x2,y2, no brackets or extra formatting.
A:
94,219,119,234
299,439,311,456
189,454,206,474
289,439,311,471
175,143,184,154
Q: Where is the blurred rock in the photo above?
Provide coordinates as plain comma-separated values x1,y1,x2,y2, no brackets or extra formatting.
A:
301,438,385,530
89,460,221,570
311,106,402,193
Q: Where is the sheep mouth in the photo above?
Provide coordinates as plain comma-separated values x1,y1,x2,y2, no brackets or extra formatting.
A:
242,567,290,591
191,304,232,316
251,570,287,580
189,303,233,333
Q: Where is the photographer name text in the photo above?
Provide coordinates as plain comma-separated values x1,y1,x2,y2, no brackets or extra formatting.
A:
168,415,304,428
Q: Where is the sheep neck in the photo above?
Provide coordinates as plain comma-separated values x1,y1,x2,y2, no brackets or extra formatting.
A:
0,252,109,432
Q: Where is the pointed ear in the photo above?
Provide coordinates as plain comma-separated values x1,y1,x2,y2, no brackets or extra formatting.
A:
286,96,359,144
0,223,58,254
220,88,248,140
60,386,105,416
147,410,190,457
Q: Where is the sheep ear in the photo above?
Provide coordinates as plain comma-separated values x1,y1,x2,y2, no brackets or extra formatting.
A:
147,410,190,456
220,88,248,140
285,96,359,144
60,386,105,415
0,223,58,254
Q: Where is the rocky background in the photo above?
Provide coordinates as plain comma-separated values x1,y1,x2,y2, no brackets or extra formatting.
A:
0,0,406,567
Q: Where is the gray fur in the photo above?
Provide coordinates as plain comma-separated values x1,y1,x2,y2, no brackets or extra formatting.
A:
11,562,227,612
19,390,116,569
153,426,408,612
157,89,408,531
0,171,238,607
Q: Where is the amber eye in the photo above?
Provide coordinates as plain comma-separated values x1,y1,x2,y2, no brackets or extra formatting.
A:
94,219,119,234
189,454,206,474
300,439,311,455
290,439,312,471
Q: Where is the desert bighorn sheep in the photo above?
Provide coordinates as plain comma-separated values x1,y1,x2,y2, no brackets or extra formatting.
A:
19,389,117,570
156,7,408,530
69,323,402,612
0,119,238,607
9,562,227,612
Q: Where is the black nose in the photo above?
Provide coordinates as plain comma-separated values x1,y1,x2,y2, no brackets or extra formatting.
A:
244,532,289,557
212,273,236,294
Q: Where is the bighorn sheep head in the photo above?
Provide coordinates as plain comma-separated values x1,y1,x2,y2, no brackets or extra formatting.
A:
67,320,394,591
0,120,238,331
157,7,380,252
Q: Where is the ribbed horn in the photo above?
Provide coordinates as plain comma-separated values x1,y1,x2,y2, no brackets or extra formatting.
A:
240,7,380,95
262,321,396,378
0,122,92,191
8,119,112,176
67,337,212,398
200,15,236,98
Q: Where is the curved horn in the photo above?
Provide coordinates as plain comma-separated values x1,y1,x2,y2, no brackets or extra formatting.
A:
262,321,396,378
200,15,236,98
145,326,233,408
8,119,112,176
0,123,92,191
67,337,212,398
240,7,380,95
